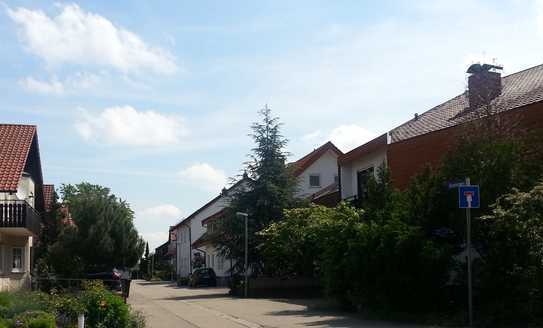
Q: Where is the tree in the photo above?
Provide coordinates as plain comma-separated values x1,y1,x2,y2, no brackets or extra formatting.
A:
34,189,63,275
478,182,543,325
47,183,145,275
213,107,299,274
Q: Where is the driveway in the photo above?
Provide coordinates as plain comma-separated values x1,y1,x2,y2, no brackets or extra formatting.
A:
128,280,430,328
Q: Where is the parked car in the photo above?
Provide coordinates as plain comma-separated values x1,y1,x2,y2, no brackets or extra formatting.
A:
189,268,217,287
87,269,122,291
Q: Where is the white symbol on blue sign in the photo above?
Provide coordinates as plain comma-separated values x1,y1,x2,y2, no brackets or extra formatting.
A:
458,185,480,209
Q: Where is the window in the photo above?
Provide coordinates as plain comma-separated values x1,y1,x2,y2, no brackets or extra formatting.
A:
357,167,375,203
309,174,321,188
12,248,23,273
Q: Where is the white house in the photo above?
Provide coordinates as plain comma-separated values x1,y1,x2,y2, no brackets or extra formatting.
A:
291,141,343,206
173,141,343,282
172,178,249,281
338,134,388,203
0,124,45,291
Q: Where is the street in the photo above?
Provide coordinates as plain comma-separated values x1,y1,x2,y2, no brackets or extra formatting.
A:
129,280,429,328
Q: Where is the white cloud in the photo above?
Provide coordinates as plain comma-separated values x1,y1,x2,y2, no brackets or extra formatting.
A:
19,72,101,95
75,106,188,147
7,3,177,75
140,204,182,220
301,130,322,141
19,76,64,95
328,124,376,152
178,163,227,192
140,232,169,251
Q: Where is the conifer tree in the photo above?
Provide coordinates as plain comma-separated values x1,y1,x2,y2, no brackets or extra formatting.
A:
214,106,298,274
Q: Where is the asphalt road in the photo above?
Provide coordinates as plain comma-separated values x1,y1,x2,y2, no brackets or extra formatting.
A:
128,280,430,328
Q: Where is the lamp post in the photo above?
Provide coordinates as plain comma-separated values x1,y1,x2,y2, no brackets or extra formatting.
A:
236,212,249,298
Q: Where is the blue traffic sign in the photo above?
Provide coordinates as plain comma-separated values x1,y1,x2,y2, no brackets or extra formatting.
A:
458,185,480,209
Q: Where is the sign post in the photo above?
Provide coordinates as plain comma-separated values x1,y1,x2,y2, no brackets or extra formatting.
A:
458,178,479,327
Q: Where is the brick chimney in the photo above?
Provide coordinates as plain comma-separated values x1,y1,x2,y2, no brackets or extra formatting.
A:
466,63,503,109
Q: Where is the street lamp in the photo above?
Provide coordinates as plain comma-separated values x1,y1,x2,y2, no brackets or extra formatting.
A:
236,211,249,298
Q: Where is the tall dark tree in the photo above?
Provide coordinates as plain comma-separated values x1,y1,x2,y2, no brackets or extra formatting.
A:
214,106,298,274
47,183,145,275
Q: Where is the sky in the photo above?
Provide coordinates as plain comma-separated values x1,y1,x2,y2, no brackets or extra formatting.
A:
1,0,543,250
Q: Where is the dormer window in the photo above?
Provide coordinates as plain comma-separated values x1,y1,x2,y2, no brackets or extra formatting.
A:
309,174,321,188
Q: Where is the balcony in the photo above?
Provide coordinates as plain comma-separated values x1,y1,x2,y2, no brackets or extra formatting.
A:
0,200,41,236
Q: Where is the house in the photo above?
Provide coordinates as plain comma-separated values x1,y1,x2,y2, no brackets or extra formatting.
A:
172,141,343,282
0,124,45,291
339,63,543,202
291,141,343,206
172,177,250,282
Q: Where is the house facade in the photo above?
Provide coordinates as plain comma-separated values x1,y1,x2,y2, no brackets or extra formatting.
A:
173,178,249,281
291,141,343,206
339,63,543,201
172,142,343,282
0,124,44,291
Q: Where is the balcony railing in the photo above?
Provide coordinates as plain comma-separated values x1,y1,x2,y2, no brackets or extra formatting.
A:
0,200,41,235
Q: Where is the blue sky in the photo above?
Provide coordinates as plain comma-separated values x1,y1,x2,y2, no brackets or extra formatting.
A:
1,0,543,249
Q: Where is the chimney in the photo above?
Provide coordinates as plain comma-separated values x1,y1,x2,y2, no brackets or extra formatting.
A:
466,63,503,109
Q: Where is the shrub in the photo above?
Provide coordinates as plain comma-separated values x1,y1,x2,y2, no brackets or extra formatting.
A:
128,310,146,328
0,292,50,320
478,182,543,325
177,277,189,286
12,311,55,328
80,280,130,328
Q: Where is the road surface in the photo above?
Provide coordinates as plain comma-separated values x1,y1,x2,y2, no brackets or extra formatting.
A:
129,280,429,328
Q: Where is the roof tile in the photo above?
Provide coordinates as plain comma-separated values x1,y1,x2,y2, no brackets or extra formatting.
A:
0,124,37,192
390,64,543,142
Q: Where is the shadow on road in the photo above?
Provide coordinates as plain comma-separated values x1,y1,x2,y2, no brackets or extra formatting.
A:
160,293,232,301
267,307,421,328
137,281,176,287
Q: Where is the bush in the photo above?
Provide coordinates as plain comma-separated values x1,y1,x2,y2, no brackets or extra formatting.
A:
478,182,543,325
12,311,56,328
80,280,130,328
260,203,453,314
177,277,189,286
128,310,146,328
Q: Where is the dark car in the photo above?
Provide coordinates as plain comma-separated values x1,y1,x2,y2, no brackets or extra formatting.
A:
87,269,122,291
189,268,217,287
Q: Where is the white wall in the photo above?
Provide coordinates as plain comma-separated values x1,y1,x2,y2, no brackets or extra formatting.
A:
295,149,339,199
340,147,387,200
0,233,32,291
175,181,248,278
202,244,232,278
0,173,35,207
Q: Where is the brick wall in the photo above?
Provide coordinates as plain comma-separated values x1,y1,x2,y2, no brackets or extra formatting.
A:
387,102,543,189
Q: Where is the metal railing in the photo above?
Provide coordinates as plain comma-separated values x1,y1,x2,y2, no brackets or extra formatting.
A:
0,200,41,235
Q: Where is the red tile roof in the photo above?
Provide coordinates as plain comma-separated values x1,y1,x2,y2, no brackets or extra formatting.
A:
43,184,55,211
338,134,388,164
291,141,343,176
0,124,37,192
171,177,250,229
